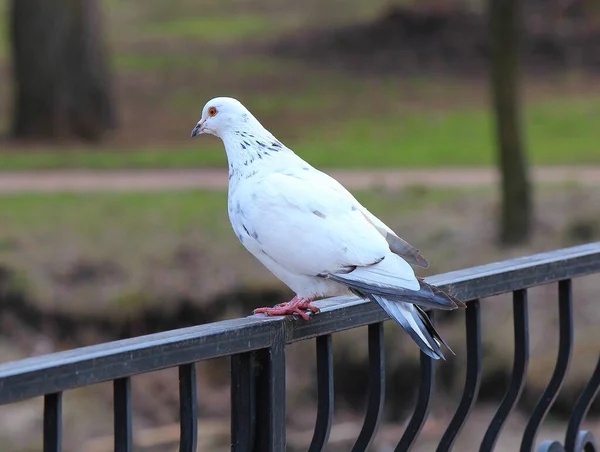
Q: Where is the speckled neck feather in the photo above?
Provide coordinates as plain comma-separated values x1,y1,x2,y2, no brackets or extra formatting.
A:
220,126,292,181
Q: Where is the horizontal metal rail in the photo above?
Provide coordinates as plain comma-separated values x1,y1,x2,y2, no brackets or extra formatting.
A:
1,242,600,406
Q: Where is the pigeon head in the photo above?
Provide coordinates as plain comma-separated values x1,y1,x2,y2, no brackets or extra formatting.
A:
190,97,261,139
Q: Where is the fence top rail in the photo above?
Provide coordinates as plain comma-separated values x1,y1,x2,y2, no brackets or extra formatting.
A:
1,242,599,405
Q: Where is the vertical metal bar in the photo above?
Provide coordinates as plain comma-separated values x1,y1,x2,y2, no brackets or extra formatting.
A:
351,322,385,452
521,280,573,452
308,335,334,452
114,377,132,452
254,326,286,452
44,392,62,452
437,300,482,452
231,352,256,452
564,355,600,452
179,363,198,452
396,313,436,451
480,289,529,451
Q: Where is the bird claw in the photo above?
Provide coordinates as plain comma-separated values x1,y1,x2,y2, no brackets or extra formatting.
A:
253,297,319,321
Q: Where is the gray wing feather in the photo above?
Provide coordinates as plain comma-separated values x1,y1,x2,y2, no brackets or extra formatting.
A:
385,233,429,268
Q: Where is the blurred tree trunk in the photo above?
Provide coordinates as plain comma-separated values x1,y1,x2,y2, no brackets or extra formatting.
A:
488,0,532,245
9,0,115,141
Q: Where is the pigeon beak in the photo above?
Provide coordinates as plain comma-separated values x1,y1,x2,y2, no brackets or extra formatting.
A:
190,119,206,138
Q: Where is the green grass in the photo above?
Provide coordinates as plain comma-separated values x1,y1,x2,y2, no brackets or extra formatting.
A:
0,96,598,170
0,146,222,170
0,188,463,263
0,190,229,237
112,53,218,71
0,0,7,61
297,96,600,168
0,189,236,314
0,186,459,232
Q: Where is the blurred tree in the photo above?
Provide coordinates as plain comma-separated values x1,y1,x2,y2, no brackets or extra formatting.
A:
488,0,532,245
9,0,115,141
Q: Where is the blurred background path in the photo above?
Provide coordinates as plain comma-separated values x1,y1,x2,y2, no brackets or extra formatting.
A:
1,166,600,192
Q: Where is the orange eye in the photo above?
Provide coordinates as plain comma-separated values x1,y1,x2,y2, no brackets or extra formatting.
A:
208,107,217,117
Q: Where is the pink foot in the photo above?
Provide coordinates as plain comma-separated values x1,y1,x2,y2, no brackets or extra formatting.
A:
254,296,319,321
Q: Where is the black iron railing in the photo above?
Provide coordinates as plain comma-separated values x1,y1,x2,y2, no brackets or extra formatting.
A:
1,242,600,451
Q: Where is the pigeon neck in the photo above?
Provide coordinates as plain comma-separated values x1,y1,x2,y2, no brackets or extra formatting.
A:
220,127,292,177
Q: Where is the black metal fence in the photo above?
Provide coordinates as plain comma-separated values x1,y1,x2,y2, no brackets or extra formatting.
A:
1,242,600,452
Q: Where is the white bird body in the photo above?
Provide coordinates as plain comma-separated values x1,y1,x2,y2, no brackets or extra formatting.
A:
191,97,464,359
230,164,420,296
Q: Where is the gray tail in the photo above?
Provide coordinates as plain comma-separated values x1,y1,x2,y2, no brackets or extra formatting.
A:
418,278,466,309
326,273,465,311
320,273,462,358
368,293,453,360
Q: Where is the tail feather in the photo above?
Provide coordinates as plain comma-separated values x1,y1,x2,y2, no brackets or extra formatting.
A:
319,269,463,358
419,278,466,309
369,294,448,360
327,273,461,311
416,304,454,354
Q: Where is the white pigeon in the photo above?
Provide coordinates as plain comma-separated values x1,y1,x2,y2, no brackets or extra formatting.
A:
191,97,465,359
